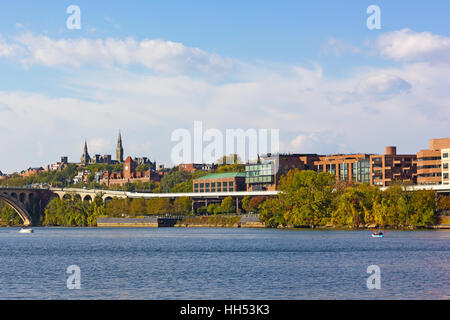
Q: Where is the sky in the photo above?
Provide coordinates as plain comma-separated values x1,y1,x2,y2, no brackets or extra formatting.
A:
0,1,449,173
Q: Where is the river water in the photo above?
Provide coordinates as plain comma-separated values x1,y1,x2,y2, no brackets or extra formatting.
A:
0,227,448,299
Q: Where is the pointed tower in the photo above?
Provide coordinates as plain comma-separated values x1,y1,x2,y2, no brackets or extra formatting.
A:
116,130,124,163
81,140,91,166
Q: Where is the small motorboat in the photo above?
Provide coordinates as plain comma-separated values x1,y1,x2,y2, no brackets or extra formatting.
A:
371,230,384,238
18,228,34,234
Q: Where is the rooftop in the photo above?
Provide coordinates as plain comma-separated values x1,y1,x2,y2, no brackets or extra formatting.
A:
195,172,246,180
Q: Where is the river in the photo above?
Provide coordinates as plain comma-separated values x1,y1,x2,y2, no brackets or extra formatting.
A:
0,227,448,299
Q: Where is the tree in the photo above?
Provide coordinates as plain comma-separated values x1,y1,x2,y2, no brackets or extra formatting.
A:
221,197,235,213
173,197,193,215
129,198,147,216
279,170,336,227
259,198,284,227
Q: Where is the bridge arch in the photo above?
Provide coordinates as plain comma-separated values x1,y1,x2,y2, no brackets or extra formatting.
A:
0,194,32,226
83,195,92,202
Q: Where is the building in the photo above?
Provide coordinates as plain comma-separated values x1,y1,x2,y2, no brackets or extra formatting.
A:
179,163,217,173
314,146,416,187
91,154,113,164
73,170,91,184
315,153,371,184
245,153,321,191
46,156,69,172
441,148,450,185
21,167,45,177
193,172,246,193
134,157,156,170
416,138,450,185
100,156,161,186
370,147,416,186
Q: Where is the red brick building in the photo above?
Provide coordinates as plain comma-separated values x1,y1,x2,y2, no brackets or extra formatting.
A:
314,146,416,187
100,156,162,186
416,138,450,185
179,163,217,173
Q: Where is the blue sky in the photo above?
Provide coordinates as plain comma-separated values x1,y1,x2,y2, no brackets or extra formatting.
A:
0,1,449,172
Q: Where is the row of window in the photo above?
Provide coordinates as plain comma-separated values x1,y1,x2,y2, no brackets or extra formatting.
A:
417,165,441,169
193,181,234,193
246,176,273,184
418,173,442,178
417,157,441,161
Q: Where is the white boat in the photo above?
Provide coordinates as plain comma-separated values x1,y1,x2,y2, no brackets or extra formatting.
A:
371,231,384,238
18,228,34,234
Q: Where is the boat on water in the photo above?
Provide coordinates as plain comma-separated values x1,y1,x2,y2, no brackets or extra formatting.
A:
371,231,384,238
18,228,34,234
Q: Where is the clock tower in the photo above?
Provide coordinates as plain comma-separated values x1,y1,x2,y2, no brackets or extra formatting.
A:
123,156,136,179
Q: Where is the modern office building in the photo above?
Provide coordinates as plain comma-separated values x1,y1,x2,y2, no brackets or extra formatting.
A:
245,153,321,191
314,153,372,184
416,138,450,185
193,172,246,193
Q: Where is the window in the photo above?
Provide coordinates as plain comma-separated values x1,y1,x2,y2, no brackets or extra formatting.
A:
194,184,199,192
443,153,449,158
229,182,234,191
211,182,216,192
339,163,349,181
444,173,449,179
444,163,449,170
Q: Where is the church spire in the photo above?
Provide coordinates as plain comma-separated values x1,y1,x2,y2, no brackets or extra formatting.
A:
116,130,124,163
81,140,91,166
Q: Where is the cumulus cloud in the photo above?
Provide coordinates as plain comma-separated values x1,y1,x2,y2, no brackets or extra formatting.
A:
11,33,238,76
377,28,450,63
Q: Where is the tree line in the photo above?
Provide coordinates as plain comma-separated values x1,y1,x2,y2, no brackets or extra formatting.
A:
258,170,448,229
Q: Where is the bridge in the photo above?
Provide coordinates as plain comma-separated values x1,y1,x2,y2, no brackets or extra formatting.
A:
0,184,449,226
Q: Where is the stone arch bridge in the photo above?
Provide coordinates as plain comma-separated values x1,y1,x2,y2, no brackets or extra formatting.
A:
0,187,127,226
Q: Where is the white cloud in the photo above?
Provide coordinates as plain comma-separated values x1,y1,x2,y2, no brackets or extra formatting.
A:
377,28,450,63
0,37,20,57
10,33,238,77
320,37,361,56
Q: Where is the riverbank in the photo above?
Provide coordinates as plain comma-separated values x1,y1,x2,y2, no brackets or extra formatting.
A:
96,215,266,228
95,216,450,230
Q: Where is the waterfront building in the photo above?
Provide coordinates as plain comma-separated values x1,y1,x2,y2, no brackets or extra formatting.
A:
416,138,450,185
314,146,416,187
245,153,321,191
193,172,246,193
